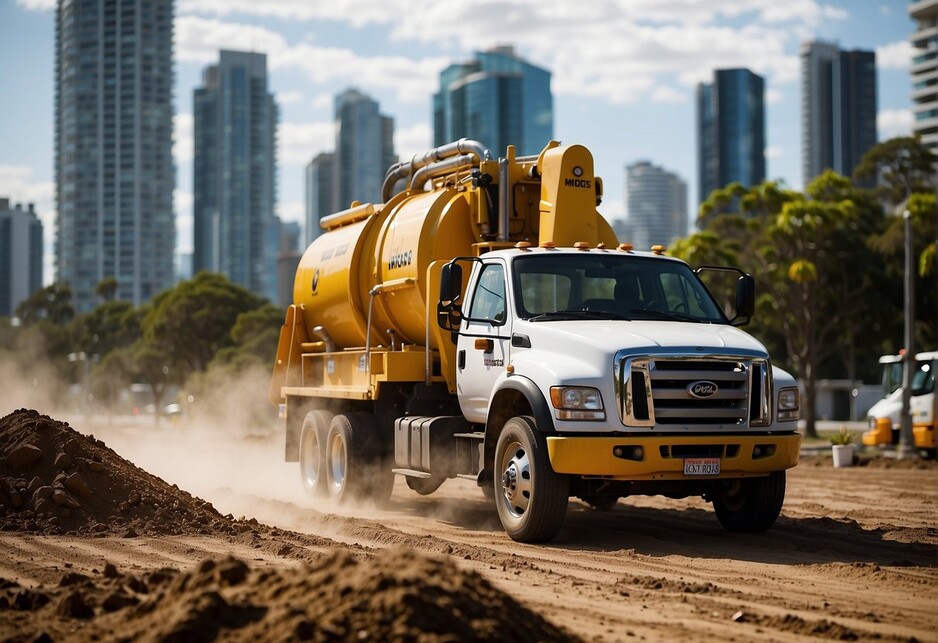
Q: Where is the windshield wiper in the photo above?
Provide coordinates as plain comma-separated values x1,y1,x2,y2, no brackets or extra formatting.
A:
628,308,702,323
528,309,632,322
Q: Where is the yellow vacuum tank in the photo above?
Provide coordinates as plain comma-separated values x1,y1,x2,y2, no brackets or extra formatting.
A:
293,187,476,350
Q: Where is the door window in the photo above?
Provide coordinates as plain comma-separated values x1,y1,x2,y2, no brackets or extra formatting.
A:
468,263,507,324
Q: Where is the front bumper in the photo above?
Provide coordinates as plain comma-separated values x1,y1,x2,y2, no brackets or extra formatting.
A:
546,433,801,481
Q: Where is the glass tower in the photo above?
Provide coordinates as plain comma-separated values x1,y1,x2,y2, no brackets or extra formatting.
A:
625,162,688,252
696,69,766,205
55,0,175,313
910,1,938,154
333,89,395,210
800,41,877,186
433,46,553,157
193,50,278,301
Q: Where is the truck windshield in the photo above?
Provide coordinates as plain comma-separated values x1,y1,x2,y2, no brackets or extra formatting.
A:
512,254,727,323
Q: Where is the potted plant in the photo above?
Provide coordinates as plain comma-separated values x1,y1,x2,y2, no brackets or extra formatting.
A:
830,426,856,467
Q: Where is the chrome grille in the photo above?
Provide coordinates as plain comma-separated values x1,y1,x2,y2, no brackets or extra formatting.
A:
615,351,771,429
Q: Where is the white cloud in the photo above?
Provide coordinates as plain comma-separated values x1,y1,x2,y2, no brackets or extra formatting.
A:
174,114,194,164
278,121,334,165
765,145,783,159
394,123,433,161
877,109,913,140
879,4,892,16
277,90,305,106
175,16,446,103
179,0,823,109
765,88,784,104
877,40,913,70
651,86,686,104
279,200,305,225
175,16,290,65
15,0,54,11
0,165,55,229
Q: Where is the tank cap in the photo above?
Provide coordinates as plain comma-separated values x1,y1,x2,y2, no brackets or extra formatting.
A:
618,243,634,252
574,242,590,251
514,241,532,250
651,244,666,255
540,241,556,249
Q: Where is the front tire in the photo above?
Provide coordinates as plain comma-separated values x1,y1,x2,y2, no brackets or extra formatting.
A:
493,416,569,543
712,471,786,533
299,410,332,498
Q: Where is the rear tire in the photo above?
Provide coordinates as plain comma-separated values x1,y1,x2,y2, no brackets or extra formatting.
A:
712,471,786,533
494,416,569,543
325,412,393,505
299,410,332,498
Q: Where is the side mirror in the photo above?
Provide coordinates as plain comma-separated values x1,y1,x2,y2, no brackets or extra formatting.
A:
735,274,755,321
437,262,464,332
439,262,462,305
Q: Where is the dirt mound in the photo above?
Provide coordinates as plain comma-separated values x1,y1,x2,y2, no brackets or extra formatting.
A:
0,548,578,642
0,409,232,536
798,453,937,469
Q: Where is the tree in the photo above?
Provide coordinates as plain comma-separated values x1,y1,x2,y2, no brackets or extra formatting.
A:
856,137,937,350
95,277,119,303
141,272,267,382
15,283,75,325
689,172,884,438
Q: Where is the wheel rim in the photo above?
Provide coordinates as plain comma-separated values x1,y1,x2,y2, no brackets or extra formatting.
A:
328,432,347,494
300,431,320,489
498,439,532,518
720,480,746,512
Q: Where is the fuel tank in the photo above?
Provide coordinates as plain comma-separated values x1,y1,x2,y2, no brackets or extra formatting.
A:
293,187,477,350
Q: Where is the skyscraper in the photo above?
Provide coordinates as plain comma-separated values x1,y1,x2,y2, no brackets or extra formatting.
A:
801,41,877,185
696,69,765,205
305,152,335,247
0,198,43,317
333,89,396,211
193,50,279,301
434,46,553,157
625,162,688,252
911,1,938,154
55,0,175,313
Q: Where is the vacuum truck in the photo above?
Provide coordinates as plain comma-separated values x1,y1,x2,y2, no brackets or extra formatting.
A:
269,139,802,543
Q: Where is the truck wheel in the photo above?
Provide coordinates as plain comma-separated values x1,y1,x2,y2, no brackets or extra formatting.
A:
494,416,569,543
405,475,446,496
299,410,332,497
712,471,786,533
325,413,393,505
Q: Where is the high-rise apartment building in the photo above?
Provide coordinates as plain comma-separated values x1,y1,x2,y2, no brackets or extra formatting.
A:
334,89,395,211
433,46,553,157
696,69,766,205
193,50,279,301
305,152,335,247
911,1,938,153
625,162,688,252
801,41,877,185
55,0,175,313
0,198,43,317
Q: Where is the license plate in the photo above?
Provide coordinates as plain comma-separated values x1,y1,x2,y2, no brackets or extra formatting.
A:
684,457,720,476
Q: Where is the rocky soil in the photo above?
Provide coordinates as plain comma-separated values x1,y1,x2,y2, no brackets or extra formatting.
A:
1,408,936,642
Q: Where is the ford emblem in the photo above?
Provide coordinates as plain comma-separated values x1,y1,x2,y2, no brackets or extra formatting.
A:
688,380,718,398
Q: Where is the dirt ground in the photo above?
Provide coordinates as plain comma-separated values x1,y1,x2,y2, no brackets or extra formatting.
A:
1,409,936,642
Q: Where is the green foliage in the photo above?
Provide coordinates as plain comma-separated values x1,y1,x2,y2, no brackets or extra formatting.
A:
141,271,267,381
829,426,856,446
682,137,938,436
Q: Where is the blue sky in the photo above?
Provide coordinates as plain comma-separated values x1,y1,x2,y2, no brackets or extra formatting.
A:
0,0,915,280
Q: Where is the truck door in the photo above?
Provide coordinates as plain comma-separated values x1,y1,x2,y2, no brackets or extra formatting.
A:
457,261,511,423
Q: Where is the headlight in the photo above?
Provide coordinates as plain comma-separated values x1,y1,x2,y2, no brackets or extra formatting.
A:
777,387,799,421
549,386,605,420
